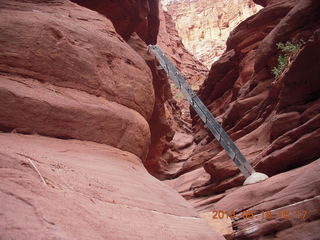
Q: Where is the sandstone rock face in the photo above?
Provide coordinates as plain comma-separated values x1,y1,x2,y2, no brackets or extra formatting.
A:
0,133,225,240
164,0,262,67
158,6,208,86
127,33,177,178
0,0,225,239
0,75,150,159
158,5,209,120
125,4,210,178
71,0,160,44
68,0,180,177
178,0,320,196
194,159,320,239
0,0,154,159
164,0,320,238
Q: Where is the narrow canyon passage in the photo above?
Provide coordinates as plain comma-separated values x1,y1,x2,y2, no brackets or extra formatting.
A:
0,0,320,240
156,0,320,239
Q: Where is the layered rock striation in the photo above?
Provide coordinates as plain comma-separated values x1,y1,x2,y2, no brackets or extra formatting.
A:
165,0,320,238
164,0,262,68
158,7,208,86
191,0,320,189
0,0,154,159
0,0,225,239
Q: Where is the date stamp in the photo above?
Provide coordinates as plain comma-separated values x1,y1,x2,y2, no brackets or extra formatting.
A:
212,209,308,220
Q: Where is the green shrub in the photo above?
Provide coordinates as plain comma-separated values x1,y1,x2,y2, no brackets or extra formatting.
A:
271,54,289,77
271,40,305,78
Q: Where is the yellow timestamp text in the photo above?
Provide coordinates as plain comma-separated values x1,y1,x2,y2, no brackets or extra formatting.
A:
212,209,308,220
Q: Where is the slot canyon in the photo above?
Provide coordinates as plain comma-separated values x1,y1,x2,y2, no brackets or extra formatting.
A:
0,0,319,239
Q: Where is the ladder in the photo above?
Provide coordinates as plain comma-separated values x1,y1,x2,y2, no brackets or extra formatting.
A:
149,45,255,178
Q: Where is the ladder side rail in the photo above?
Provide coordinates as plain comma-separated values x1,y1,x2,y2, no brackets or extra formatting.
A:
149,45,254,177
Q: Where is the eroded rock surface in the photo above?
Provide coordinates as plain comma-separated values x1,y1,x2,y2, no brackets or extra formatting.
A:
158,7,208,86
0,0,225,239
0,133,225,240
164,0,261,67
127,32,177,178
194,159,320,239
71,0,160,44
0,0,154,159
164,0,320,238
158,4,209,125
172,0,320,196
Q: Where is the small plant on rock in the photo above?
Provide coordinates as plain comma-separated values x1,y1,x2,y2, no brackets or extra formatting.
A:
271,40,305,78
